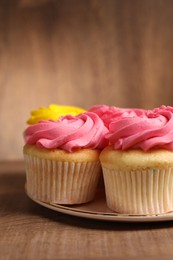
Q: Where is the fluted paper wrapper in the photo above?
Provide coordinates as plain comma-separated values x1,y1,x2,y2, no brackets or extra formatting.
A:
24,155,101,205
102,167,173,215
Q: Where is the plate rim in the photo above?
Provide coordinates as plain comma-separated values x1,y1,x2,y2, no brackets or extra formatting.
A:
26,191,173,222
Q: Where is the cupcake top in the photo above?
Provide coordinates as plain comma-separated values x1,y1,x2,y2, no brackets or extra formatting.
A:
106,105,173,151
27,104,85,124
88,104,146,128
25,112,108,152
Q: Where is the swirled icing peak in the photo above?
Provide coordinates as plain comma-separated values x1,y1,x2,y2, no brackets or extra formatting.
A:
106,105,173,151
88,105,146,128
27,104,85,124
25,112,109,152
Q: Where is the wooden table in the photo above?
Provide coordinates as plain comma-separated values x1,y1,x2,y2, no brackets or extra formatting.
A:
1,161,173,260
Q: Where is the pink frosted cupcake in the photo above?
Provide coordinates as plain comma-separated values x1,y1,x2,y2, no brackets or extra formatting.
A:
100,105,173,215
88,104,146,128
23,112,108,205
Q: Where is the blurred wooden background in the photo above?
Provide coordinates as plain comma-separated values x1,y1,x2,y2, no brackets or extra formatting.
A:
1,0,173,160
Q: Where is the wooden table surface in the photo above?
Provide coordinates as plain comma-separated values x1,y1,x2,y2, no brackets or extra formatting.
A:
1,161,173,260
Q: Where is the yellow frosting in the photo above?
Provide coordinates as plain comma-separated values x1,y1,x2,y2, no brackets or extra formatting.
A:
27,104,85,124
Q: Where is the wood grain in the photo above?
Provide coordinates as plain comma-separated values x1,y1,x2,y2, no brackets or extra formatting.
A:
1,0,173,159
1,161,173,260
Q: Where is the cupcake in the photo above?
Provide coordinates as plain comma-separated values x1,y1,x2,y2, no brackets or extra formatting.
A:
23,112,108,205
100,106,173,215
27,104,85,124
88,104,146,128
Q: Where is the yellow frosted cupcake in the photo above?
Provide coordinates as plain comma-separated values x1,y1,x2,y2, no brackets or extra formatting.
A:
27,104,85,124
100,106,173,215
23,112,108,205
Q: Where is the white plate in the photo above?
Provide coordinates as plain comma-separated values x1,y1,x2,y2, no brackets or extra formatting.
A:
26,189,173,222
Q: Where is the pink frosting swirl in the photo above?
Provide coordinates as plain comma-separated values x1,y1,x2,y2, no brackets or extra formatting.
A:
25,112,108,152
106,105,173,151
88,105,146,128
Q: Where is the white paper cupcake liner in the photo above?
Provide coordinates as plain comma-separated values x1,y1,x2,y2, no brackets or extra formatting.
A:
102,167,173,215
24,154,101,205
